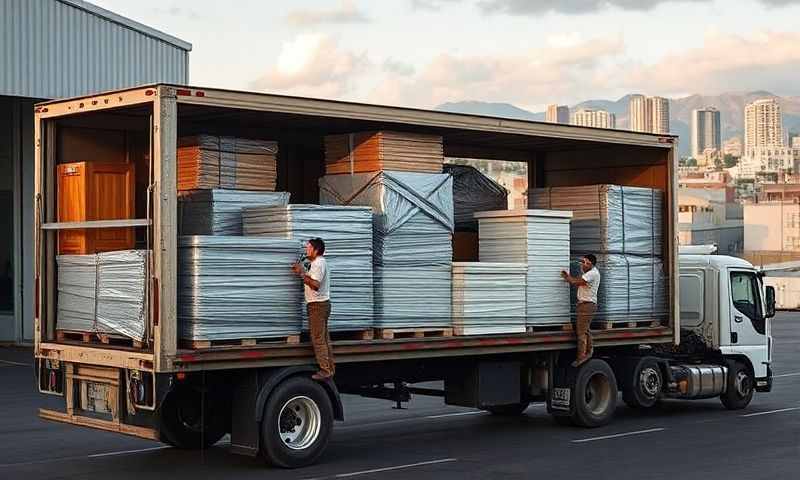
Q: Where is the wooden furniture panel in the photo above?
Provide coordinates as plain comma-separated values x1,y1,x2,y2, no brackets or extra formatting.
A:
57,162,135,254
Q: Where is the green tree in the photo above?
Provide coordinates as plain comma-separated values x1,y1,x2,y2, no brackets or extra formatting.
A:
723,154,739,168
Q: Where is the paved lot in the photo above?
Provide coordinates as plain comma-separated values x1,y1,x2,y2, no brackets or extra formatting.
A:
2,312,799,479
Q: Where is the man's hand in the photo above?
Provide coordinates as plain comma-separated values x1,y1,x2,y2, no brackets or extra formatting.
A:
560,270,569,280
291,262,304,276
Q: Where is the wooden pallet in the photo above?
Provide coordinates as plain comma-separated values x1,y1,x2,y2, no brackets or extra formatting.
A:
374,327,453,340
592,320,663,330
526,324,574,334
182,334,301,349
329,329,374,341
56,329,144,349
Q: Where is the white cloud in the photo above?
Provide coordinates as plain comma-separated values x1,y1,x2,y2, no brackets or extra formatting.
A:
476,0,800,15
250,34,370,98
286,1,369,26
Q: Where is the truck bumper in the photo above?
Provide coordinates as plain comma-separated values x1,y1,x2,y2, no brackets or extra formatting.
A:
755,364,772,393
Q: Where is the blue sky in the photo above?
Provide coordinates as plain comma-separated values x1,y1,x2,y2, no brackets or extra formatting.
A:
93,0,800,111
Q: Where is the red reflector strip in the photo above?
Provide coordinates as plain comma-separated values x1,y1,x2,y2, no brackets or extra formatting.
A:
176,89,191,96
195,91,205,97
145,90,155,96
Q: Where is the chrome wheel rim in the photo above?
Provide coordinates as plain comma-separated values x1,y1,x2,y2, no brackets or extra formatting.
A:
278,396,321,450
734,371,752,398
585,373,612,416
640,367,661,398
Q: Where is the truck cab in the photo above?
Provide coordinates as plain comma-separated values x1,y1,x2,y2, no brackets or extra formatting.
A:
679,253,775,396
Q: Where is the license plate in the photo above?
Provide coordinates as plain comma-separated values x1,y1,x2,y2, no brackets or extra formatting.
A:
83,381,112,414
551,387,571,410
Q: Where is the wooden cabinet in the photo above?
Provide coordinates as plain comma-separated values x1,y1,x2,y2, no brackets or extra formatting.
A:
57,162,135,254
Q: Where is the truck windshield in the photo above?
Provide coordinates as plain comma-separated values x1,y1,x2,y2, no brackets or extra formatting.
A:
730,271,765,334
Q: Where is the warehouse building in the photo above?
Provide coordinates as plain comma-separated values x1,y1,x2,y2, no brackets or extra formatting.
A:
0,0,191,344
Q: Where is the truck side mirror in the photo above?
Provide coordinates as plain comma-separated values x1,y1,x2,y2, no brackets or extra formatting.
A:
765,286,776,318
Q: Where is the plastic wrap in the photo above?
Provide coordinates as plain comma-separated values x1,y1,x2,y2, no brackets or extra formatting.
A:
178,236,303,341
56,250,148,341
570,253,668,324
178,189,290,235
242,205,374,331
476,210,573,326
443,164,509,231
452,262,527,335
373,265,452,328
97,250,147,341
532,185,663,255
319,171,454,266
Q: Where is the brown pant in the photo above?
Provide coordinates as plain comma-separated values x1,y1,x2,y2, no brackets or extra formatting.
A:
308,301,334,376
575,302,597,362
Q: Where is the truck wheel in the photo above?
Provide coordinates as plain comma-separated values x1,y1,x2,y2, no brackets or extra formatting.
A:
160,385,227,449
571,359,618,428
484,402,530,416
260,376,333,468
720,361,754,410
622,357,662,409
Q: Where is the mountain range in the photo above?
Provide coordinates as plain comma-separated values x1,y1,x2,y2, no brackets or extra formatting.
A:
436,92,800,157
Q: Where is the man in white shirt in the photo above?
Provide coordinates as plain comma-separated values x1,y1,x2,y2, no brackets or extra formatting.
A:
292,238,334,380
561,254,601,367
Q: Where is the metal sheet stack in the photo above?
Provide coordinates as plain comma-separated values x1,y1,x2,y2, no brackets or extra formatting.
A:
475,210,573,326
56,250,148,341
177,236,303,341
452,262,527,335
323,131,444,174
178,189,290,235
444,164,509,231
242,205,374,331
177,134,278,191
532,184,667,325
319,171,454,328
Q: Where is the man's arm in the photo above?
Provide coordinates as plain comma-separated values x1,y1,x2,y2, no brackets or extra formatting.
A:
561,270,588,287
292,262,321,291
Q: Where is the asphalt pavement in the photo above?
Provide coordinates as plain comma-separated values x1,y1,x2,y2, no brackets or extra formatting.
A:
2,313,799,479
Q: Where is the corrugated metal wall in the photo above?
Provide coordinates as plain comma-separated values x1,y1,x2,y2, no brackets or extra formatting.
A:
0,0,190,100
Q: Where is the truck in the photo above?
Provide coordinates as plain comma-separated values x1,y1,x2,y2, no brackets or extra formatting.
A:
33,84,775,468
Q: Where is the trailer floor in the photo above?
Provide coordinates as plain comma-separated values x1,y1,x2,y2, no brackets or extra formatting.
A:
3,313,800,479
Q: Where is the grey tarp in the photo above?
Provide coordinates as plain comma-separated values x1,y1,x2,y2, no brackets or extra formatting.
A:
532,185,663,256
570,253,668,324
476,210,573,326
242,205,374,331
57,250,148,341
318,171,454,266
178,236,303,340
452,262,527,335
443,164,508,231
178,189,290,235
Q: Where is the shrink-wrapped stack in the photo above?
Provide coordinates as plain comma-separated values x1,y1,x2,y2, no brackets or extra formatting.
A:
451,262,527,335
242,205,374,331
476,210,572,326
177,135,278,191
178,189,290,235
319,171,454,327
56,250,148,341
444,164,509,231
177,236,303,341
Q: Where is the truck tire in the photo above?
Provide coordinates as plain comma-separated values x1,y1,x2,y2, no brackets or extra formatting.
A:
571,359,618,428
159,385,227,449
260,376,333,468
720,361,754,410
484,402,530,416
622,357,662,409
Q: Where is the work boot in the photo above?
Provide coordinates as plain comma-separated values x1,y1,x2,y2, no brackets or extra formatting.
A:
312,371,333,381
571,355,590,368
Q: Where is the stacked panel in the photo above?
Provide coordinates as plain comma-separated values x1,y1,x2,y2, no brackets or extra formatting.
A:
452,262,527,335
178,189,290,235
243,205,374,331
324,131,444,174
177,134,278,191
476,210,573,326
178,236,303,341
319,171,454,328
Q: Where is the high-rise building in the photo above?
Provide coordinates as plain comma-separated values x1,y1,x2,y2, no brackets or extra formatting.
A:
546,104,569,124
571,109,616,129
629,94,670,133
744,98,784,152
723,137,743,158
691,107,722,159
789,132,800,149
